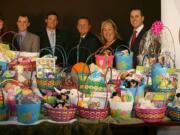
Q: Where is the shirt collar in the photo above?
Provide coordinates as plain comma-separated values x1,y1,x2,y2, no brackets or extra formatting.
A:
18,31,27,37
46,29,56,35
134,24,144,36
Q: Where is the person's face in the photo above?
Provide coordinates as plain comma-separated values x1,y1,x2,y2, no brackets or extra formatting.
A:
77,19,91,36
102,22,115,42
45,15,58,30
0,20,4,31
17,16,30,32
130,10,144,29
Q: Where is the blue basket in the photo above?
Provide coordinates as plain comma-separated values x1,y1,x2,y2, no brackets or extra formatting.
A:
167,106,180,121
121,83,145,101
0,105,8,121
16,102,41,124
115,45,133,70
151,63,167,90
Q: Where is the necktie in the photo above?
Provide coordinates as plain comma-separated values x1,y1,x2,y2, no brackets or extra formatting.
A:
17,34,23,46
130,30,137,49
77,37,83,62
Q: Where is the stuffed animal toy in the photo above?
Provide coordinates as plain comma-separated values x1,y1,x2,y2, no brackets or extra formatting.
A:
15,65,29,87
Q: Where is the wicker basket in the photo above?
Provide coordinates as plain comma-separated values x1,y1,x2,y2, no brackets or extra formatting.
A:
167,106,180,121
46,107,76,121
36,77,62,90
78,106,109,120
135,107,166,123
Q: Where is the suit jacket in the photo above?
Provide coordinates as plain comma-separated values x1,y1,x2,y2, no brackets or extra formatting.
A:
129,27,147,68
14,31,40,52
67,32,102,66
39,28,67,66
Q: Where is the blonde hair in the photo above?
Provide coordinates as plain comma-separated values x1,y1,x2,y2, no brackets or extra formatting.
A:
100,19,120,44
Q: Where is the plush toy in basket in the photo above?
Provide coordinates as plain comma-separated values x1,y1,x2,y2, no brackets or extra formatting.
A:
43,88,76,121
109,90,133,119
135,92,167,123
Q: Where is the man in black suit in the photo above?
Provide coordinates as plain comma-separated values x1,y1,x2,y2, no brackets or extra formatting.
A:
129,8,147,68
68,17,101,66
39,11,66,66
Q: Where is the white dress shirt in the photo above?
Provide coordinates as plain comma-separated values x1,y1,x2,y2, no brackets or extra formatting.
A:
47,29,56,55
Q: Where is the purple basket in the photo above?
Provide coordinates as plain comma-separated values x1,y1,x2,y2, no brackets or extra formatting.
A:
135,107,166,123
78,106,109,120
46,107,76,121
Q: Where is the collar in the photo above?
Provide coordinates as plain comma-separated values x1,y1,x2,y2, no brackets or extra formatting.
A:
46,29,56,35
134,24,144,36
80,34,86,39
18,31,27,37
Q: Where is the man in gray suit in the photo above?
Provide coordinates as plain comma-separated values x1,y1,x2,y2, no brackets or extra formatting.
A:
14,15,40,52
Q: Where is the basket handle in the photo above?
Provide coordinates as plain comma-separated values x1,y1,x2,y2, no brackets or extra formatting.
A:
115,44,131,54
0,31,17,51
60,66,79,89
67,46,92,65
40,46,67,68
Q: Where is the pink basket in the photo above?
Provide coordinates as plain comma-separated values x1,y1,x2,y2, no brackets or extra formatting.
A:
78,106,109,120
46,107,76,121
135,107,167,123
95,55,114,69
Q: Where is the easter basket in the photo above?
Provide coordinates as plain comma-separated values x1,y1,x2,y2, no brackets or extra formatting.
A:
95,47,114,70
9,51,39,71
135,91,167,123
45,106,76,122
167,105,180,121
135,106,166,123
77,68,110,120
16,101,41,124
36,46,67,90
114,45,133,70
109,90,134,119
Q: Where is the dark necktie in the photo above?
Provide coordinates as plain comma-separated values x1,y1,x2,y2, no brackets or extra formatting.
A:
130,30,137,49
77,37,83,62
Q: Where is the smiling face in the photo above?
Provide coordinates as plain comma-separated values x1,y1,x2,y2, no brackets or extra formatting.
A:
45,14,58,30
77,18,91,36
102,22,115,43
130,9,144,29
17,16,30,32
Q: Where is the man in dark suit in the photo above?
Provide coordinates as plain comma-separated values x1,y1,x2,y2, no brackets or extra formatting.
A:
14,15,40,52
68,17,101,66
39,12,67,66
129,8,147,68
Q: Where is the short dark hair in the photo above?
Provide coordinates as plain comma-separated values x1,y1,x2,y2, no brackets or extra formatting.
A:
17,14,30,21
45,11,59,19
77,16,91,25
130,7,144,16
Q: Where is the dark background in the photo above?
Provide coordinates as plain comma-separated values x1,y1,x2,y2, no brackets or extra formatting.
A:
0,0,160,41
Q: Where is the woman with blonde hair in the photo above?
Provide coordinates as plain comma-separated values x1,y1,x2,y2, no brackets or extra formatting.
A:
100,19,127,50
